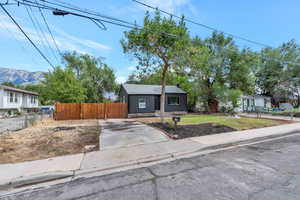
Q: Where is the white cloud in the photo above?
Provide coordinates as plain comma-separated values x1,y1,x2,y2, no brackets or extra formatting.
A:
0,14,111,54
54,28,112,51
116,76,127,84
128,66,136,71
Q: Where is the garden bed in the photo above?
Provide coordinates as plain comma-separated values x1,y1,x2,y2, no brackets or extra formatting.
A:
150,122,236,139
140,114,289,139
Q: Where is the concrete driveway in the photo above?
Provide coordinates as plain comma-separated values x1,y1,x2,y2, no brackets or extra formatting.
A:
99,119,170,150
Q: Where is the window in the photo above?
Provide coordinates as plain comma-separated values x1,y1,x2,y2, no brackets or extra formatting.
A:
14,93,18,103
31,96,36,104
167,96,180,105
9,92,14,103
138,98,146,109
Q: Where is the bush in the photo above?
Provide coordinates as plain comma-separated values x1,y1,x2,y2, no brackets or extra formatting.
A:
220,106,228,113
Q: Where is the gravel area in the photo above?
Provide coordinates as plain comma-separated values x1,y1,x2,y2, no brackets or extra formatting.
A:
0,114,51,136
0,119,100,164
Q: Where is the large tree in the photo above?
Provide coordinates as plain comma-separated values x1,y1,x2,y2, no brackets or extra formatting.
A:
63,52,117,102
256,40,300,107
42,67,86,103
189,32,256,112
121,11,190,121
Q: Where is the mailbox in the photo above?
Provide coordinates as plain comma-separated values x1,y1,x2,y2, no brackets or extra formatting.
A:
172,116,181,123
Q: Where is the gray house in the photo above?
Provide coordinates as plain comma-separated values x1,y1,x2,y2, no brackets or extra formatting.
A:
120,84,187,117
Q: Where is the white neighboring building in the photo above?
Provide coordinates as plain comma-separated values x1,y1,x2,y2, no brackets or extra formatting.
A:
0,85,39,114
218,94,272,113
239,95,271,112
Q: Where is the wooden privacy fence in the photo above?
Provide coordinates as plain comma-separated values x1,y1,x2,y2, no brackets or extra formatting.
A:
54,102,128,120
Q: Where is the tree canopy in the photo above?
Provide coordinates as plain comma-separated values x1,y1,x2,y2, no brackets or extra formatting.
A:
5,52,118,105
256,40,300,107
63,52,117,103
42,67,86,103
121,11,190,120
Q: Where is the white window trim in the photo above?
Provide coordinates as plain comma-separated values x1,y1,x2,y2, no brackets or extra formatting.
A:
138,97,146,109
9,92,14,103
14,93,18,103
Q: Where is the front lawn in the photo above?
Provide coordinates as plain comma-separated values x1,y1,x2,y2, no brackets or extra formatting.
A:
174,114,286,130
139,114,290,139
270,108,300,117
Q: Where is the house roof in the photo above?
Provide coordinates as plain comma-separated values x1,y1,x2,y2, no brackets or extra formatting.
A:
122,84,186,95
243,94,271,99
0,85,39,96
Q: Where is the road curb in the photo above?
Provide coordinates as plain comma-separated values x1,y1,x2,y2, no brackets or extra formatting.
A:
74,130,300,178
197,130,300,152
2,129,300,192
0,171,74,191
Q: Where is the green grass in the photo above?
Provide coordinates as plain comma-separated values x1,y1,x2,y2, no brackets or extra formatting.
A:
271,108,300,114
167,114,284,130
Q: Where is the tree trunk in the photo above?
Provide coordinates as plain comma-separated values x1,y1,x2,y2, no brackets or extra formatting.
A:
160,64,168,123
205,79,214,113
296,93,300,108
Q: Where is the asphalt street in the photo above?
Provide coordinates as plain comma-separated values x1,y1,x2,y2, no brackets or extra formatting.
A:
1,133,300,200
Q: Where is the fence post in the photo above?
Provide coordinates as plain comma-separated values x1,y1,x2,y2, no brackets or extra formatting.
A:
80,103,83,120
104,103,107,119
24,113,28,128
54,102,57,120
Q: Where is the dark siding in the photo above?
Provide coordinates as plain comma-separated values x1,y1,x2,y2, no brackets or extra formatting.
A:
128,95,155,114
165,93,187,112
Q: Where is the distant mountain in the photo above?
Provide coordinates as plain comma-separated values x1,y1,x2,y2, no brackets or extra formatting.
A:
0,67,46,85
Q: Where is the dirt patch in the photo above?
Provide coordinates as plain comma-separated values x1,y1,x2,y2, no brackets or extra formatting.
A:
0,119,100,164
149,122,236,139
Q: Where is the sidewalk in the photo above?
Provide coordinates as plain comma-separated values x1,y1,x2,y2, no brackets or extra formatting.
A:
1,122,300,191
240,113,300,121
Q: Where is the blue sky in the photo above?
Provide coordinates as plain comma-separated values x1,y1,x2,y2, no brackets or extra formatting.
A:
0,0,300,83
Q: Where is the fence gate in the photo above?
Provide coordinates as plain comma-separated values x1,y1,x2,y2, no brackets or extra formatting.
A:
54,102,128,120
105,102,128,118
82,103,105,119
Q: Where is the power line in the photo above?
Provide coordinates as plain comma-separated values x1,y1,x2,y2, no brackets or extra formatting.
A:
26,0,136,29
10,0,300,68
131,0,300,67
29,4,60,63
36,0,62,58
25,5,53,60
17,0,178,38
0,3,55,68
39,0,137,28
17,0,109,30
0,9,41,66
132,0,274,49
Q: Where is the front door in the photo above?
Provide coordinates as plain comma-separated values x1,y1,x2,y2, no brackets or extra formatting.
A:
154,95,160,110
